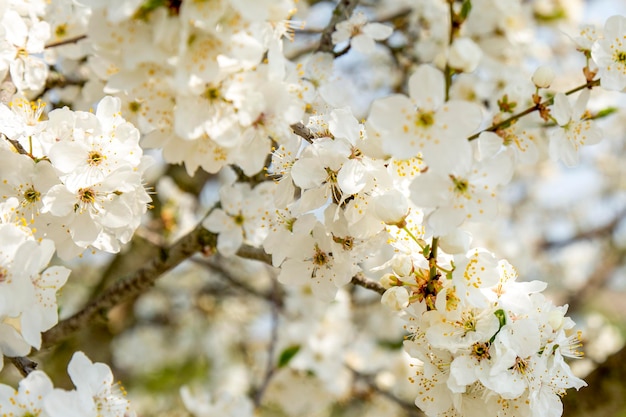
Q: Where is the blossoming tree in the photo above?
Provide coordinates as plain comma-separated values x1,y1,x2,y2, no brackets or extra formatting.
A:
0,0,625,416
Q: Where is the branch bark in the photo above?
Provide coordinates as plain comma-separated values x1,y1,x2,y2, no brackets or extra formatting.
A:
41,222,217,348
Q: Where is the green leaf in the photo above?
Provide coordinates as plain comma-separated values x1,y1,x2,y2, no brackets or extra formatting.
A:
377,337,405,350
278,345,301,368
422,244,431,258
489,309,508,344
593,107,618,119
494,309,507,328
460,0,472,20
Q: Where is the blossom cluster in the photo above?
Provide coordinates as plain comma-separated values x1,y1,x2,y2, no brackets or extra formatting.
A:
0,221,69,366
0,95,150,259
65,0,305,177
382,249,586,417
0,0,625,416
0,351,135,417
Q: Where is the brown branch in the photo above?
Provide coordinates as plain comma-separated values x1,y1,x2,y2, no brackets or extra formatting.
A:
347,365,424,416
290,122,315,143
317,0,361,53
467,78,601,141
539,212,624,251
3,135,29,155
253,279,281,407
351,273,386,295
193,257,276,302
41,221,218,348
223,243,387,296
10,356,38,377
238,244,273,264
45,35,87,49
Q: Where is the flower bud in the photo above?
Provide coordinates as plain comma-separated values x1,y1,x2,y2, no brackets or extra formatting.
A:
381,286,410,311
548,309,565,330
532,65,555,88
379,273,398,289
448,38,482,73
391,254,413,277
374,190,409,226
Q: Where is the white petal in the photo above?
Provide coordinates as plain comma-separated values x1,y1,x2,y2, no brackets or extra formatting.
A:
408,65,445,110
363,22,393,40
552,93,571,126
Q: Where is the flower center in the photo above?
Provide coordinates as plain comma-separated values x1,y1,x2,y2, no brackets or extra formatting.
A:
88,151,105,166
614,50,626,64
512,356,528,374
79,188,96,204
471,342,491,361
450,175,470,197
23,186,41,204
312,244,330,267
415,110,435,127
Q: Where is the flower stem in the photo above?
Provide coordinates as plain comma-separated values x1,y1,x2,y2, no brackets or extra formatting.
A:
467,78,601,141
402,225,425,249
428,237,439,280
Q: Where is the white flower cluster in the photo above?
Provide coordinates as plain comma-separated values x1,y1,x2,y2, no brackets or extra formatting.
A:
0,95,150,259
0,93,149,363
0,222,69,366
0,351,135,417
0,0,625,415
0,1,50,95
590,15,626,91
77,0,304,177
382,249,586,417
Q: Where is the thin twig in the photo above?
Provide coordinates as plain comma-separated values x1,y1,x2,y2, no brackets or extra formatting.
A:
467,78,601,141
347,365,424,416
290,122,315,143
10,356,38,377
253,278,281,407
3,135,29,155
45,35,87,49
219,242,387,296
238,244,273,264
193,257,275,301
351,273,386,295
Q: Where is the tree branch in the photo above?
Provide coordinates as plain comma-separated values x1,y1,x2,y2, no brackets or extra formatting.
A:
290,122,315,143
347,365,424,416
9,356,38,377
45,35,87,49
351,273,386,295
253,279,281,407
467,78,601,141
41,221,218,348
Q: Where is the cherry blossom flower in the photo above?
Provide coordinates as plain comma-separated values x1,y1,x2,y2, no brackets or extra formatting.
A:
203,182,274,257
368,65,482,174
0,371,54,417
44,351,135,417
549,90,602,166
591,15,626,91
409,148,512,236
277,223,359,301
0,9,50,94
331,12,393,54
